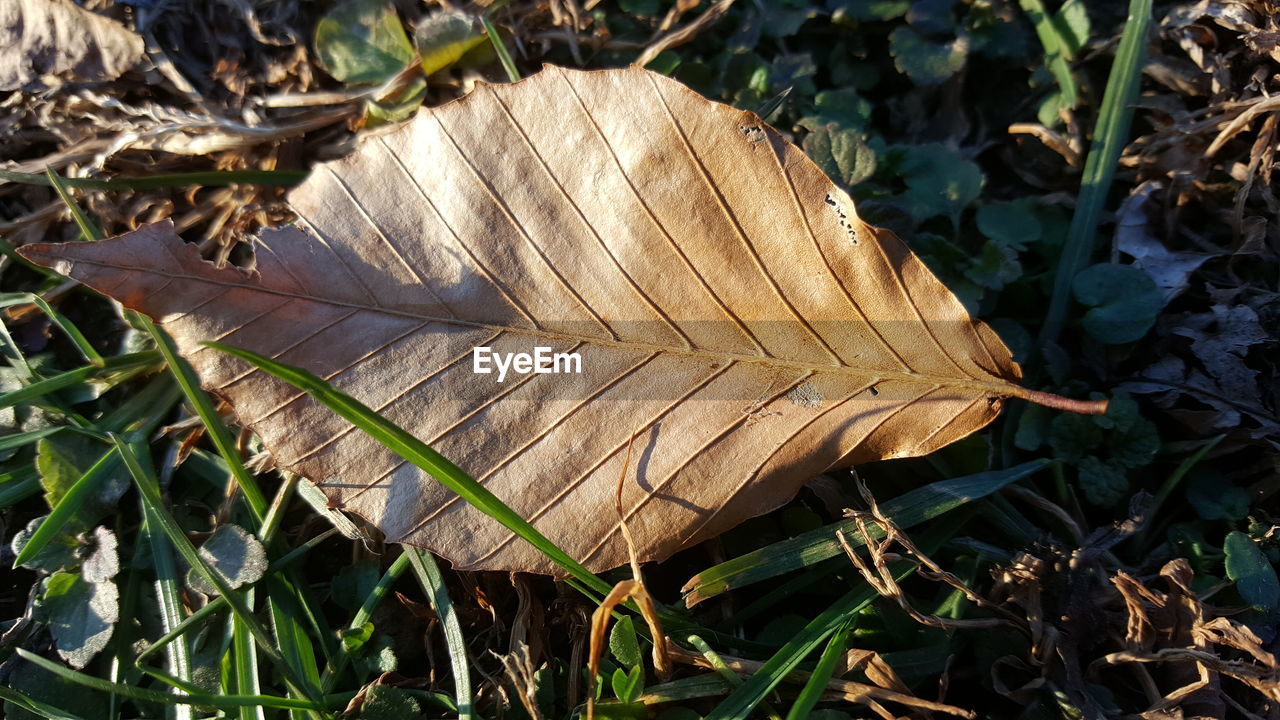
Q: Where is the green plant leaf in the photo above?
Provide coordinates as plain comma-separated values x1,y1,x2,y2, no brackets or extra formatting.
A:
1077,456,1127,507
414,11,486,76
1072,263,1164,344
610,616,643,669
185,524,268,595
40,571,119,669
802,123,876,187
964,241,1022,291
889,26,967,85
798,88,873,132
358,685,421,720
314,0,414,85
977,199,1042,250
2,658,108,720
896,143,984,223
1186,471,1250,521
1223,531,1279,612
330,561,382,611
620,665,645,703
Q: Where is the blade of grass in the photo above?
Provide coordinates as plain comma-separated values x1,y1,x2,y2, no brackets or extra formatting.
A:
406,548,473,720
482,0,520,82
1,169,307,190
139,496,194,720
320,553,411,692
684,459,1051,603
233,596,267,720
0,427,104,453
0,293,102,365
0,351,160,412
1019,0,1080,109
1036,0,1152,350
112,435,327,710
15,649,325,713
783,622,849,720
145,321,268,525
0,686,90,720
0,466,41,507
12,444,118,567
704,522,960,720
687,635,782,720
45,168,103,242
204,341,612,596
136,529,339,663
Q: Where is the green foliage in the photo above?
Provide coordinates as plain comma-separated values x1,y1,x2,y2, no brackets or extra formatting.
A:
977,199,1042,250
330,561,381,611
802,124,877,187
893,143,984,223
414,12,486,76
1224,531,1279,612
609,616,643,669
610,665,644,703
314,0,414,84
1072,263,1164,344
889,26,967,85
185,524,268,595
40,568,119,669
1186,471,1250,521
358,685,421,720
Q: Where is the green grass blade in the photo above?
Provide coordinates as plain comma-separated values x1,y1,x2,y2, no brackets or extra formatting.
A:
45,168,102,242
0,427,103,453
137,529,339,664
0,351,161,412
0,686,90,720
684,460,1051,603
13,444,118,568
703,585,881,720
320,553,411,692
1037,0,1152,349
204,341,612,596
0,467,41,507
144,320,267,524
407,548,473,720
139,497,195,720
1019,0,1079,108
783,622,849,720
0,293,104,365
482,0,521,82
15,649,325,712
112,435,327,709
233,598,267,720
1,169,307,190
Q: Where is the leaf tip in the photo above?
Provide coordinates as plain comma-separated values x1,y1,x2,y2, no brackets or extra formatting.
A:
15,243,70,275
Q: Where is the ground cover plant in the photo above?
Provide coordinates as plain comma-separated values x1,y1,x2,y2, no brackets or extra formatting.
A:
1,0,1277,719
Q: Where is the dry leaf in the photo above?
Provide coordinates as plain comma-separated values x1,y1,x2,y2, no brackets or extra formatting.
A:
0,0,145,91
20,66,1103,575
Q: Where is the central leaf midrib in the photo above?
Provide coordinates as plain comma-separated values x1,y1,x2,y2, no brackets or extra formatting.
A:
79,257,1020,397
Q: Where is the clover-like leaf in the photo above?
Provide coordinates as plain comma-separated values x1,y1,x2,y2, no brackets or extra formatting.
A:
1072,264,1164,344
1224,531,1279,612
41,571,119,669
186,524,267,595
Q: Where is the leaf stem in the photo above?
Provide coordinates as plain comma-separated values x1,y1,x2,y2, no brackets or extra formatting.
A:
1010,387,1108,415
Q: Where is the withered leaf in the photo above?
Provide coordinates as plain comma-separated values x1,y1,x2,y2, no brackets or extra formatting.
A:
20,66,1102,575
0,0,145,91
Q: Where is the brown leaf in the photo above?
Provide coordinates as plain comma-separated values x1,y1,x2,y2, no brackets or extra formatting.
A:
19,66,1102,575
0,0,145,91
